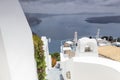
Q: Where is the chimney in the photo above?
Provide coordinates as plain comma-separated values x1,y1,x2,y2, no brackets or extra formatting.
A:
74,31,78,44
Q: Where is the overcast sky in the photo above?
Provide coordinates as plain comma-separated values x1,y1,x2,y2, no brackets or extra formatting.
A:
19,0,120,14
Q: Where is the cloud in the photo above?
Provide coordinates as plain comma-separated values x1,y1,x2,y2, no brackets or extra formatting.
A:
102,0,120,7
19,0,74,3
19,0,120,14
20,0,38,1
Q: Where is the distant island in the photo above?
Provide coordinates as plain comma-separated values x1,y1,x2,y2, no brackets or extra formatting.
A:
25,13,42,26
25,13,119,25
85,16,120,24
25,13,61,26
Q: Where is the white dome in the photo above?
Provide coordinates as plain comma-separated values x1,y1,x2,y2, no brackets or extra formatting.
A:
78,37,96,44
65,41,73,44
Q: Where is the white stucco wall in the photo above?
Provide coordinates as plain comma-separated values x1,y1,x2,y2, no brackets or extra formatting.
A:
0,0,38,80
76,37,98,57
71,62,120,80
0,29,11,80
60,45,70,62
61,57,120,80
41,36,52,74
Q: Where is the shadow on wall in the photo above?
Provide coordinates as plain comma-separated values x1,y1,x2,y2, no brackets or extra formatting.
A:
0,29,11,80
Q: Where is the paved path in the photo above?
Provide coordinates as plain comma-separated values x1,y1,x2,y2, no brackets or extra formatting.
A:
47,68,63,80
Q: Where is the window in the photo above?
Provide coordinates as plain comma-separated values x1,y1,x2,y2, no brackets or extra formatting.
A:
66,71,71,79
85,44,93,52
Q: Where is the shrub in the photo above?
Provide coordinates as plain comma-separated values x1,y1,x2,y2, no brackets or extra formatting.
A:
33,34,46,80
51,52,60,67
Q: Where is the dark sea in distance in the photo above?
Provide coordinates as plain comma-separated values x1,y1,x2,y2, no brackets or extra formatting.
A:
28,13,120,53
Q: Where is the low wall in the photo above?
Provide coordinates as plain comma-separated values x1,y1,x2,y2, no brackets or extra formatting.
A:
71,62,120,80
61,57,120,80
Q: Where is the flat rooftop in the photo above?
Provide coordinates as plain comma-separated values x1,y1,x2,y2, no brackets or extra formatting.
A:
98,46,120,62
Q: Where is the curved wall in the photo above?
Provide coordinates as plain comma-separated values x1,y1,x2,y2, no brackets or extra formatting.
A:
61,57,120,80
0,29,11,80
0,0,38,80
71,62,120,80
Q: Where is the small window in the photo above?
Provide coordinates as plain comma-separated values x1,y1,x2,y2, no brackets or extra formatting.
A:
66,71,71,79
85,44,93,52
85,47,92,52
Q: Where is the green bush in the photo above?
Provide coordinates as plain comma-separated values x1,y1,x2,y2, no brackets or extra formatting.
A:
51,52,60,61
33,34,46,80
51,52,60,67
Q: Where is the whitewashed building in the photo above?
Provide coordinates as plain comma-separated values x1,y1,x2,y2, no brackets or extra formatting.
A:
60,33,120,80
0,0,38,80
76,37,98,57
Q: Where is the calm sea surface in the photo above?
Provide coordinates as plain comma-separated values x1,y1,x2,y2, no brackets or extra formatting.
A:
31,14,120,53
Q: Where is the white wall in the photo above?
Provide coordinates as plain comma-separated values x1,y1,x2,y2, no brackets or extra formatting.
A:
41,36,52,74
60,46,69,62
61,59,72,80
76,38,98,57
61,57,120,80
0,0,38,80
71,62,120,80
0,29,11,80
